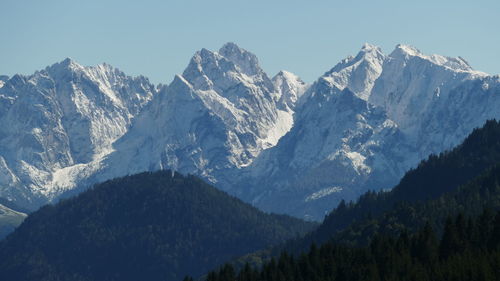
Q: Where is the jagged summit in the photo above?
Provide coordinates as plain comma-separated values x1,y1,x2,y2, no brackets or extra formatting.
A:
273,70,307,90
182,43,274,100
360,42,382,52
47,57,83,72
319,43,385,100
60,57,78,65
182,47,234,90
94,62,124,74
390,44,421,57
389,44,482,74
38,58,85,82
272,70,309,110
218,42,262,76
44,59,143,84
328,43,385,73
275,70,294,77
219,42,240,51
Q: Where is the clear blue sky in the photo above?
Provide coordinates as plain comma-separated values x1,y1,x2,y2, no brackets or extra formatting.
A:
1,0,499,84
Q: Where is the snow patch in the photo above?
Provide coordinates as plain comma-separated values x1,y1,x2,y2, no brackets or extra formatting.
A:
305,186,343,202
262,110,294,148
345,151,371,174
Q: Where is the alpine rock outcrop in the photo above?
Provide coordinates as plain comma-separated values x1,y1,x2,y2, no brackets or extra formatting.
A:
88,43,306,193
0,60,155,207
239,44,500,219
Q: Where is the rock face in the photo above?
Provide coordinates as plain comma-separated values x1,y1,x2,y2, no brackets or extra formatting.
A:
317,43,386,101
242,86,405,219
89,43,305,192
236,46,401,219
1,43,499,221
0,59,155,207
369,45,494,162
239,44,499,219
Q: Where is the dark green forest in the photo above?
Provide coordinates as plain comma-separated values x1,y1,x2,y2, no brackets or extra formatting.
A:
201,210,500,281
331,164,500,246
0,171,315,281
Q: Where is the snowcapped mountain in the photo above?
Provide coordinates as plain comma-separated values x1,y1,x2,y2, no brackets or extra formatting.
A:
88,43,306,191
0,59,155,208
315,43,386,101
239,84,406,219
272,70,308,111
235,46,405,219
0,43,499,221
369,44,496,162
237,44,500,219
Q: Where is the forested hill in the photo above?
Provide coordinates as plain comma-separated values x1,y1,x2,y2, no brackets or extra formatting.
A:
202,210,500,281
290,119,500,250
0,171,315,281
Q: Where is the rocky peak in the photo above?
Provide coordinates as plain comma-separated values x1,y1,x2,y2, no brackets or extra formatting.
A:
272,70,309,111
318,43,385,101
218,42,262,77
389,44,478,73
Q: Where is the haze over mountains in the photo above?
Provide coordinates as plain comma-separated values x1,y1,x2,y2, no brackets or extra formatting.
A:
0,43,499,220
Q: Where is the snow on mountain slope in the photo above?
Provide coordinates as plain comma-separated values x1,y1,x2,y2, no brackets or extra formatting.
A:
369,44,496,161
235,44,500,220
1,43,498,221
370,44,487,129
272,70,309,110
0,76,7,89
238,68,408,219
88,43,304,192
0,60,155,208
313,43,385,101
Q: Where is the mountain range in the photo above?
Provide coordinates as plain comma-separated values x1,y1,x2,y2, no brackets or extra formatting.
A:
0,43,499,220
2,119,499,281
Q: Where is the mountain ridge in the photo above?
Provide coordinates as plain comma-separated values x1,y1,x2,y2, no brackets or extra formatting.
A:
0,43,499,222
237,43,500,219
0,58,156,208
